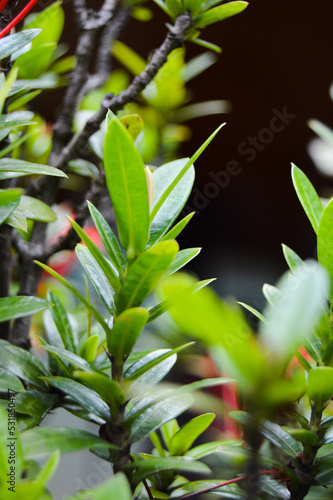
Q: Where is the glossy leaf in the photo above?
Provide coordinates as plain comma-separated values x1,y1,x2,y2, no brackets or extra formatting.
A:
21,427,118,459
260,420,302,458
42,376,110,421
161,212,195,241
75,244,115,313
40,344,94,374
88,202,126,274
149,159,195,246
185,440,243,459
78,335,99,364
68,217,121,290
259,261,330,358
73,371,126,417
108,308,148,362
0,296,48,323
318,197,333,288
104,111,149,258
0,159,67,179
35,262,110,335
124,343,193,381
48,291,76,353
163,248,201,279
129,393,194,442
0,189,21,225
12,390,58,423
0,344,49,388
194,1,248,28
0,368,25,392
169,413,215,455
282,243,303,270
116,240,178,313
291,164,323,234
0,29,41,60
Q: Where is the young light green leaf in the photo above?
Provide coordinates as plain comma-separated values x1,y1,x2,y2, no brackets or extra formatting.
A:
0,158,67,179
318,197,333,288
108,308,148,362
185,440,243,459
78,335,99,364
194,1,248,28
0,189,21,225
259,261,330,359
35,262,110,335
291,164,323,234
116,240,179,313
282,243,303,270
161,212,195,241
238,302,265,323
163,248,201,279
5,208,27,231
0,296,48,322
21,427,119,459
111,41,146,76
169,413,215,456
165,0,184,18
88,202,126,274
0,29,41,60
42,376,110,421
75,244,115,313
149,124,224,224
104,111,149,259
68,217,121,290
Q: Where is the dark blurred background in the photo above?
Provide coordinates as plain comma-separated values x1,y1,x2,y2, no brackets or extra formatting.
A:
57,0,333,308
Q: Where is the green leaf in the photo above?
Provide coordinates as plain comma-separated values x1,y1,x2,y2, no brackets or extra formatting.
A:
194,1,248,28
73,371,126,417
171,481,245,499
282,243,303,270
15,43,57,79
0,296,48,323
119,114,144,141
5,208,27,231
318,197,333,289
21,427,118,459
291,164,323,234
0,67,18,115
40,343,95,374
259,261,330,358
116,240,179,313
111,41,146,76
0,29,41,60
238,302,265,323
88,202,126,275
68,159,99,178
13,390,58,423
104,111,149,258
0,343,49,388
68,217,121,290
129,393,194,443
283,427,318,446
0,158,67,179
163,248,201,279
108,308,148,362
308,366,333,405
48,291,76,353
78,335,99,364
262,283,281,307
42,376,110,421
185,440,243,459
125,456,210,486
8,90,42,112
165,0,184,18
75,244,115,313
124,343,193,382
149,159,195,246
161,212,195,241
149,125,224,225
260,420,302,458
35,262,110,335
16,195,57,222
169,413,215,455
0,368,25,392
65,473,132,500
0,189,21,225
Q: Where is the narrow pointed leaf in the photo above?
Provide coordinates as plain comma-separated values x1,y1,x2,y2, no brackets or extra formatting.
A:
161,212,195,241
42,376,110,421
88,201,126,274
0,296,48,323
48,291,75,352
0,189,21,225
291,164,323,234
163,248,201,279
169,413,215,455
238,302,265,323
0,29,41,60
40,344,95,373
75,244,114,313
0,158,67,178
116,240,178,313
260,420,302,458
282,243,303,270
21,427,119,459
195,1,248,28
318,197,333,289
104,111,149,258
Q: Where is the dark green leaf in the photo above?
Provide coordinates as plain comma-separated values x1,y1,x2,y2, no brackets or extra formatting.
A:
42,376,110,421
48,290,76,352
0,189,21,225
260,420,302,458
0,344,49,388
21,427,119,459
13,390,57,423
88,202,126,274
40,344,95,373
0,368,25,392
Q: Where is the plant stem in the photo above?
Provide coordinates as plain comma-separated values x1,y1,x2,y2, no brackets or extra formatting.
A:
0,224,12,340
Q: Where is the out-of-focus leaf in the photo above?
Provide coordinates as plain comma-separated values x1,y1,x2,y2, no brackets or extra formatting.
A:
68,159,99,178
17,195,57,222
318,198,333,289
282,243,303,270
111,41,146,76
0,189,21,225
260,420,302,458
0,158,67,179
163,248,201,279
